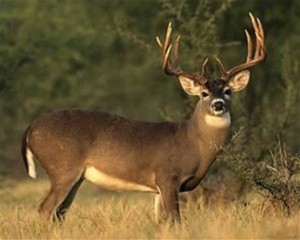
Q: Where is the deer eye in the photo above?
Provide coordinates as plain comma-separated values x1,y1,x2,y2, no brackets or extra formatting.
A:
201,91,209,98
224,89,232,96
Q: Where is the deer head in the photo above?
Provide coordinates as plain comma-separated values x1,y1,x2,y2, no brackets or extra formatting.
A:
156,13,266,117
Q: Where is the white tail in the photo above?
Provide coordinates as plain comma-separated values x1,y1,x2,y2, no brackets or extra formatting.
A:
26,147,36,179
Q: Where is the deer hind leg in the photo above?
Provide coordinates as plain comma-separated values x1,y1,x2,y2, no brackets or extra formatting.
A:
38,173,83,222
154,183,180,224
55,177,84,221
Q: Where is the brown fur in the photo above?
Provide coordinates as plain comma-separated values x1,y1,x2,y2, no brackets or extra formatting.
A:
22,100,229,222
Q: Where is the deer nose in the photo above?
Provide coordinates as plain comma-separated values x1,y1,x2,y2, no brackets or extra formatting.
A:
212,100,225,111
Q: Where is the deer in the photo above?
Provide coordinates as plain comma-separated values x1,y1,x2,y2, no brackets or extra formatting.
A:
21,13,266,224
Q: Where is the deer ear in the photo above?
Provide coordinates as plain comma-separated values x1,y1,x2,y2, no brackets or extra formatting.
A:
179,76,202,96
228,70,250,92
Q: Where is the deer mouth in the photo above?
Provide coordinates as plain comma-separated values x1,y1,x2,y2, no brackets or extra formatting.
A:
212,109,226,116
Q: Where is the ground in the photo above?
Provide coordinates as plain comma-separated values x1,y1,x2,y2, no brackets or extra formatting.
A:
0,179,299,239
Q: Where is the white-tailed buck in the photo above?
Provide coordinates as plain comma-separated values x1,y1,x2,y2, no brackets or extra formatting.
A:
22,13,266,223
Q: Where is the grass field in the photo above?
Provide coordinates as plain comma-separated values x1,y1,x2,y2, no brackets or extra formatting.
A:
0,178,299,239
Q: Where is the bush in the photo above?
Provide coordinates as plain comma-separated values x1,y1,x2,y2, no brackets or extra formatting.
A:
221,131,300,216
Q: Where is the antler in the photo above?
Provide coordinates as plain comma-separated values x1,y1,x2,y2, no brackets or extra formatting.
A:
216,13,266,81
156,22,208,85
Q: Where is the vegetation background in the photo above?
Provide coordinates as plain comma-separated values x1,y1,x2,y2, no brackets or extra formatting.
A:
0,0,299,239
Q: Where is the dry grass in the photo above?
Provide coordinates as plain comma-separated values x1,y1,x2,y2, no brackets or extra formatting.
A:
0,179,299,239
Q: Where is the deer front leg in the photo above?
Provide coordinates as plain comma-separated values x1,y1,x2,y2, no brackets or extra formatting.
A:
154,180,180,224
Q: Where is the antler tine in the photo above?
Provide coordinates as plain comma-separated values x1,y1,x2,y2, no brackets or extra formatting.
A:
156,36,163,48
250,13,264,60
201,58,209,77
215,56,227,79
257,18,265,42
163,44,172,71
244,29,253,62
216,13,266,81
156,22,180,76
174,35,180,65
157,22,208,84
196,58,209,85
164,22,172,54
256,17,266,57
249,13,259,59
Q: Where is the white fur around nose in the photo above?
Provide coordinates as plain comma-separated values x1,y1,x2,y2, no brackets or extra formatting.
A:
211,98,225,105
84,166,155,192
204,112,231,128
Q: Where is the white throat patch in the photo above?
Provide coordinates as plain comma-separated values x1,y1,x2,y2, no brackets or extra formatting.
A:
204,112,231,128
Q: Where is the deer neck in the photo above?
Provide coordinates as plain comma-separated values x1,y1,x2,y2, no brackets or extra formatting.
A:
187,102,230,176
189,101,231,141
